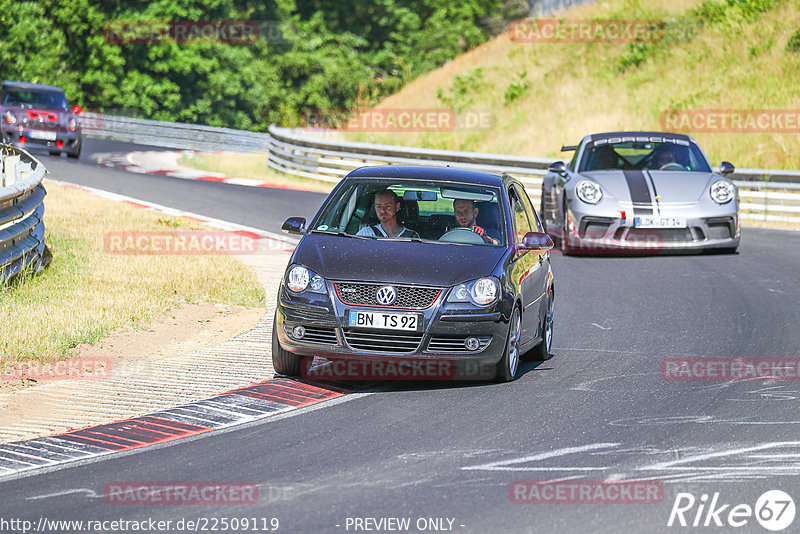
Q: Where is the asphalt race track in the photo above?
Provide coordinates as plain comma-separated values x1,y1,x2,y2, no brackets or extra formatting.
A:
2,139,800,533
44,138,328,232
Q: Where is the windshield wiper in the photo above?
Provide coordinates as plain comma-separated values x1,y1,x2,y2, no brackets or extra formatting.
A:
309,229,368,239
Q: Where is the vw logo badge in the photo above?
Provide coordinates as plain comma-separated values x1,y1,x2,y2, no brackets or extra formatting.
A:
376,286,397,306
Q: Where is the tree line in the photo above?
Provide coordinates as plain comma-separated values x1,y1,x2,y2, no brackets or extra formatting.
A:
0,0,527,131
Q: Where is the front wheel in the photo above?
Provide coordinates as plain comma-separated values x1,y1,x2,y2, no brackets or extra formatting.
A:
272,313,302,376
495,307,521,382
560,214,574,255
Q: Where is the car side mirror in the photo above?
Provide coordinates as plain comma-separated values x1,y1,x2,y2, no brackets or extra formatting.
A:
71,105,83,115
517,231,554,252
282,217,306,235
719,161,734,176
548,161,567,175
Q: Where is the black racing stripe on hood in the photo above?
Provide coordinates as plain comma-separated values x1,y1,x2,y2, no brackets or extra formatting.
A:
623,170,653,215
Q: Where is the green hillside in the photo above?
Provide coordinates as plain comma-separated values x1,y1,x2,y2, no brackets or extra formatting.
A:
341,0,800,170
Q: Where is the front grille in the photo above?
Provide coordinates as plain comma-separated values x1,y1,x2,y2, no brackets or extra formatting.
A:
343,329,423,353
335,283,441,309
427,336,491,353
284,324,338,345
626,228,694,243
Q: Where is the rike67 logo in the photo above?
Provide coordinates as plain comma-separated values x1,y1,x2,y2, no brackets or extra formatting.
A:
668,490,795,531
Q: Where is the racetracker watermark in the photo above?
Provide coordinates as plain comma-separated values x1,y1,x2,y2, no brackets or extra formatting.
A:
104,482,259,505
661,358,800,381
300,108,495,132
508,18,663,43
660,109,800,133
301,358,495,381
509,480,663,504
563,228,664,254
1,356,110,381
105,20,288,45
104,231,259,255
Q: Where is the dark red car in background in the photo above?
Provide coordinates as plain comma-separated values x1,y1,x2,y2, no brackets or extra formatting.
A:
1,81,82,159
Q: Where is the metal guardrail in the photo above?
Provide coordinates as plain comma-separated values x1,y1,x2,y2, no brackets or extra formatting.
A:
82,114,800,225
81,112,272,153
0,146,47,282
529,0,600,16
265,126,800,224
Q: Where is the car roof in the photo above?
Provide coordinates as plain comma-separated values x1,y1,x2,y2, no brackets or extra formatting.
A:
345,165,506,187
581,131,698,145
2,81,66,94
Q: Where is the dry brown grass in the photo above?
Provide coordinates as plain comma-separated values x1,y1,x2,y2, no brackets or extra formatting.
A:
0,182,265,361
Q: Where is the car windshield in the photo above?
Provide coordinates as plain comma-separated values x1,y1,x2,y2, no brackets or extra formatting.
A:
578,139,712,173
2,89,69,110
311,179,506,246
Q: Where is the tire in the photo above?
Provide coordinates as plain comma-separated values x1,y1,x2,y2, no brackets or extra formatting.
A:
560,215,574,255
524,289,553,362
495,306,521,382
67,142,81,159
271,313,302,377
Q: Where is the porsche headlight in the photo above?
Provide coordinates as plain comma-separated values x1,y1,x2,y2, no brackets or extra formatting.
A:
576,180,602,204
3,111,16,125
286,265,325,294
710,180,735,204
448,277,500,307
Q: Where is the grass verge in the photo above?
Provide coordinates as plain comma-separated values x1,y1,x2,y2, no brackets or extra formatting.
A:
0,182,265,361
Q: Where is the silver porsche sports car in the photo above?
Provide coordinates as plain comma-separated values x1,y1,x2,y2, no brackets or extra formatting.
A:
541,132,740,254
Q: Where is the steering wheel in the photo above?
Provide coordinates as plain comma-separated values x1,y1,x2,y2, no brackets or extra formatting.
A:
659,162,685,171
439,227,485,244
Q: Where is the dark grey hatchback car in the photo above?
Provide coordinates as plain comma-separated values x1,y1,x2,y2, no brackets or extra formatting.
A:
273,165,555,382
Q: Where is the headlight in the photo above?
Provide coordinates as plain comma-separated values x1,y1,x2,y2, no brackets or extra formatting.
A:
576,180,602,204
68,118,77,132
710,180,735,204
286,265,326,294
448,277,500,307
3,111,16,125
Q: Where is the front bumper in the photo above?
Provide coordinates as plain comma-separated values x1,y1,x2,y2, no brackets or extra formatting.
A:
562,203,740,253
275,281,510,380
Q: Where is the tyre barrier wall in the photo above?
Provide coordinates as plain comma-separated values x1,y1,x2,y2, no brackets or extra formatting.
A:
82,113,800,225
0,145,47,282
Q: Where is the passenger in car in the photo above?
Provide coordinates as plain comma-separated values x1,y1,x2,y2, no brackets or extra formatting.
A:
356,189,420,238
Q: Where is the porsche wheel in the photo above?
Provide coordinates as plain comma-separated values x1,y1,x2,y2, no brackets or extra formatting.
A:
560,215,574,255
